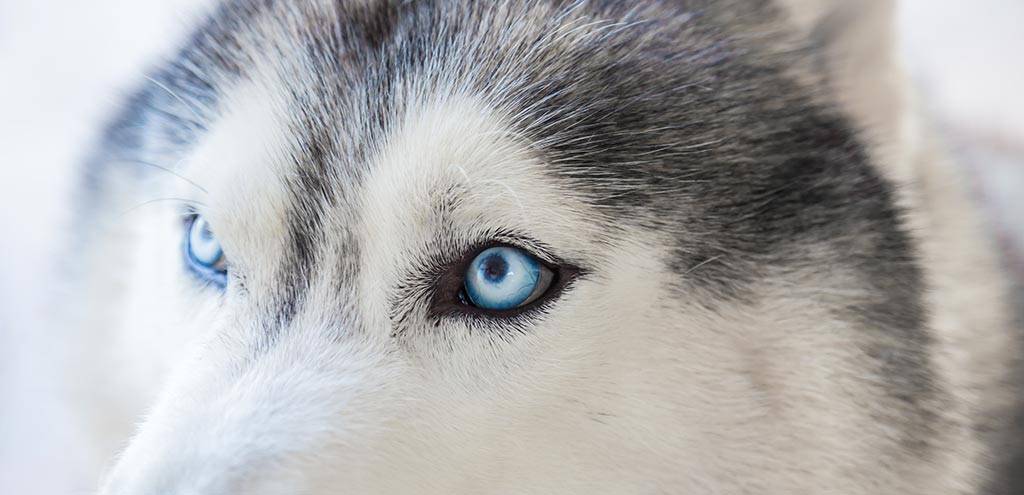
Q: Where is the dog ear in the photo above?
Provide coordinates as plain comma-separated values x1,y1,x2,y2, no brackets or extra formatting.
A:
775,0,894,44
771,0,898,85
778,0,903,142
776,0,896,76
775,0,911,183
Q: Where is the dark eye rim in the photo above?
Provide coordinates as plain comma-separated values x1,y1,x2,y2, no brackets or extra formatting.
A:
182,213,228,288
429,240,580,320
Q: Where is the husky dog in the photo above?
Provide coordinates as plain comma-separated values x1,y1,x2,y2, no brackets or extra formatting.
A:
68,0,1020,493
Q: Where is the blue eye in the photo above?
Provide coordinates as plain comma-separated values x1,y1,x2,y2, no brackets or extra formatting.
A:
184,215,227,286
463,246,554,311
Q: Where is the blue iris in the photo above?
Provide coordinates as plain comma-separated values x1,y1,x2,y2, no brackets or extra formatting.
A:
464,246,548,310
185,215,227,286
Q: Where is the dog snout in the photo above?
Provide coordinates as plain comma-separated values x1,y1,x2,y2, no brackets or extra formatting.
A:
97,339,392,495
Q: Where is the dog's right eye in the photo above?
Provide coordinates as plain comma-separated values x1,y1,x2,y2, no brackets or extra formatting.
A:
184,214,227,287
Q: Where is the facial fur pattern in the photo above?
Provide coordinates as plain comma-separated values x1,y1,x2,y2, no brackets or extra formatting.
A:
67,0,1017,493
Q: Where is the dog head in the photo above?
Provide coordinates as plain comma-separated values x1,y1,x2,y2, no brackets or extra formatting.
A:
74,1,964,493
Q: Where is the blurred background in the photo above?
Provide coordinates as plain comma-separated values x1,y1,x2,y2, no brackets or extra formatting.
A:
1,0,1021,492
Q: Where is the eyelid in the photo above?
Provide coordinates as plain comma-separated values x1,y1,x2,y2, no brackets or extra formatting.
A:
487,233,560,267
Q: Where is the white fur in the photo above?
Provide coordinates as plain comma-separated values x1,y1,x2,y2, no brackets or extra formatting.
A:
65,2,1015,494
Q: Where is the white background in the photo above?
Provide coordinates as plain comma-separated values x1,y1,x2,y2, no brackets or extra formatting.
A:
1,1,1021,492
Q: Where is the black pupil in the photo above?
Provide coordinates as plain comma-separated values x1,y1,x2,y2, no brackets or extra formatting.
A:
481,254,509,283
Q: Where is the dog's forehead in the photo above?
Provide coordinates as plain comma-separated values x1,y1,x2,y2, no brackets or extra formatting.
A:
183,0,734,213
136,0,901,298
180,2,729,247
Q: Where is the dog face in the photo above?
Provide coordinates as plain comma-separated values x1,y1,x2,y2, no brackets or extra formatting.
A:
75,1,957,493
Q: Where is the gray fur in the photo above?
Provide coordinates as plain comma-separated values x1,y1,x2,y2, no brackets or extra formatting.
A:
74,0,1020,493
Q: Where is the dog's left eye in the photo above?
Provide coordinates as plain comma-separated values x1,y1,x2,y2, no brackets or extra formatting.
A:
462,246,554,311
184,214,227,287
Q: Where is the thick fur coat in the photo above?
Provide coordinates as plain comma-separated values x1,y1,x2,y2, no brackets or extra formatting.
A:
67,1,1021,493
